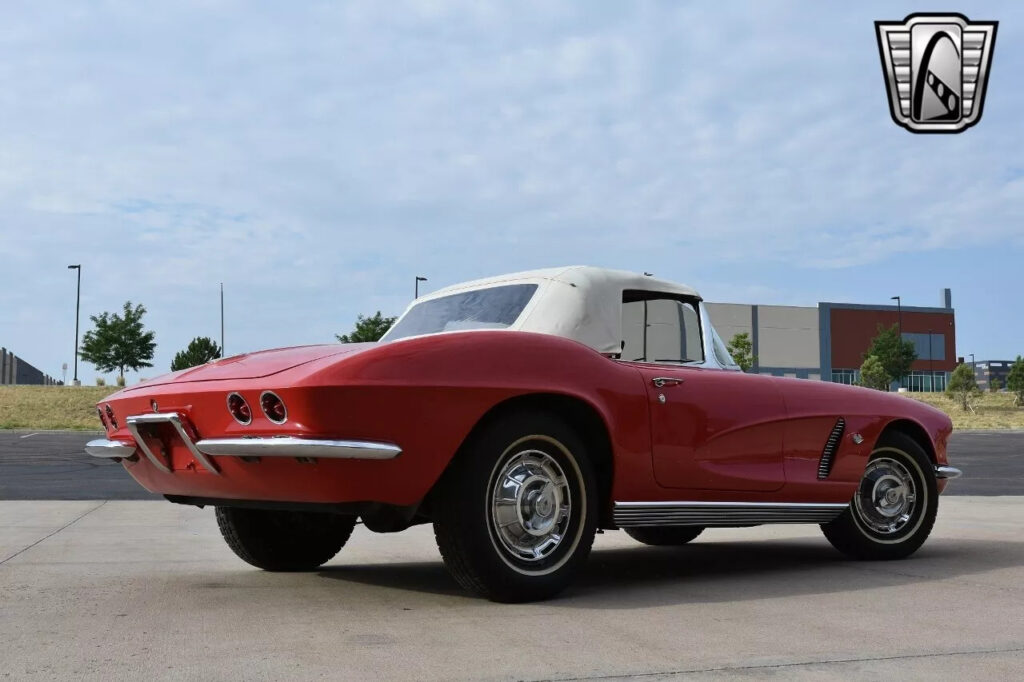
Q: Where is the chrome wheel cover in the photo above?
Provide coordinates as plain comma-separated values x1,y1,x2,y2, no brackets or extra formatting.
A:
854,456,918,535
489,449,572,563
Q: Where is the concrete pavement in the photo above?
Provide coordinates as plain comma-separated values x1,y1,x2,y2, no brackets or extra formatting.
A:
1,497,1023,680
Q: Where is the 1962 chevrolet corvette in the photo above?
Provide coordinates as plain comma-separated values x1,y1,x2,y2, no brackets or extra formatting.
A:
87,266,960,602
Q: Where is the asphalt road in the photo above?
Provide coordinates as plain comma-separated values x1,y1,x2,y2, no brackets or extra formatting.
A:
0,429,1020,500
1,498,1023,680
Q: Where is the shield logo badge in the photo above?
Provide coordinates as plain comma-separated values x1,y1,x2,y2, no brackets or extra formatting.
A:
875,13,997,133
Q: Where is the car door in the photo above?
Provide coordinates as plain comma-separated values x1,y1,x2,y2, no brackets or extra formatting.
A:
621,291,787,492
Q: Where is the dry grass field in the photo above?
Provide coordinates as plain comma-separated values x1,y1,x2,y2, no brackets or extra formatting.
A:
0,386,114,430
1,384,1021,431
903,391,1024,430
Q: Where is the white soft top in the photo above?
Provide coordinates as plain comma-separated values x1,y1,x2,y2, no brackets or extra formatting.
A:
390,266,702,356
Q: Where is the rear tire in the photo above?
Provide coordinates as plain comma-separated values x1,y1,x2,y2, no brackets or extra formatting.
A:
432,410,597,602
625,526,704,546
215,507,356,571
821,432,937,561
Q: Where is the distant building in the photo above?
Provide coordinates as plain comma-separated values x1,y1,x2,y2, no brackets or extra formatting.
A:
973,360,1016,391
706,288,955,391
0,348,61,385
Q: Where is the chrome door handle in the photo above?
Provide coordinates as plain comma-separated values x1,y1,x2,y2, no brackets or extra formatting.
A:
652,377,684,388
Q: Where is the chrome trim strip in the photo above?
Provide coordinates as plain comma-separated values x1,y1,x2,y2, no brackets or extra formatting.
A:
194,437,401,460
126,413,221,475
613,501,849,527
85,439,137,459
935,465,962,480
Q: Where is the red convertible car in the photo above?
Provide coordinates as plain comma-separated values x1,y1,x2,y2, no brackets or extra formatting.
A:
87,266,960,602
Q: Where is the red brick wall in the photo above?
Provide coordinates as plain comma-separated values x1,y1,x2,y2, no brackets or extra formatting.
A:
830,308,956,372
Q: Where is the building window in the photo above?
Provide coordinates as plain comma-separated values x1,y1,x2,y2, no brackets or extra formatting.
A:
900,371,948,393
831,369,860,385
901,332,945,361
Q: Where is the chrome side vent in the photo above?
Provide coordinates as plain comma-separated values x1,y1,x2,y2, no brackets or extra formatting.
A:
817,417,846,480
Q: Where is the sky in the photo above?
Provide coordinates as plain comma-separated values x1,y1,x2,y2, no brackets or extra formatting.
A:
1,1,1021,383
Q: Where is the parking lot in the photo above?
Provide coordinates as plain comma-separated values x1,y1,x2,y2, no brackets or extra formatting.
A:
2,431,1023,680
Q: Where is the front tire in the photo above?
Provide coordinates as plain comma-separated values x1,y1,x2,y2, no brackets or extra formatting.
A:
822,432,937,560
625,526,704,546
215,507,357,571
432,411,598,602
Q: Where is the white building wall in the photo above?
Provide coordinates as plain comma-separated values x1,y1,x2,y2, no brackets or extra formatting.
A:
757,305,819,369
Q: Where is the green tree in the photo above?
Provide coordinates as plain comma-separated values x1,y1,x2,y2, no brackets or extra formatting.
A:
859,355,891,391
171,336,223,371
865,324,917,387
726,332,757,372
1006,356,1024,406
990,377,1002,392
946,362,981,412
336,311,396,343
79,301,156,381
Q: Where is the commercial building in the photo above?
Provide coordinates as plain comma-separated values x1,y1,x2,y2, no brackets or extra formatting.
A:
0,348,61,385
973,360,1018,391
706,289,956,391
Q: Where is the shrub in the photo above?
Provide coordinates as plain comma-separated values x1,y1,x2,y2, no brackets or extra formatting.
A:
1007,356,1024,406
990,378,1002,392
946,363,981,412
116,375,126,387
859,355,891,391
95,377,106,387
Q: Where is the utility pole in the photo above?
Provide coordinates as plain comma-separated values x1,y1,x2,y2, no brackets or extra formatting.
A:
415,276,428,299
220,283,225,356
67,265,81,385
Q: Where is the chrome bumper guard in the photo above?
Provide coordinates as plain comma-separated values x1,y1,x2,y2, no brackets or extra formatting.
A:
85,439,138,459
84,411,401,474
935,465,963,480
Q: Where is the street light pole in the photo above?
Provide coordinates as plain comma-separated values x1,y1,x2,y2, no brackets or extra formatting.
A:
927,328,934,392
415,276,428,299
67,265,81,385
890,295,902,389
890,295,902,337
220,283,225,356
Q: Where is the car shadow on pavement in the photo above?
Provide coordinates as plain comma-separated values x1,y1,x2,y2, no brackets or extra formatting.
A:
317,536,1024,607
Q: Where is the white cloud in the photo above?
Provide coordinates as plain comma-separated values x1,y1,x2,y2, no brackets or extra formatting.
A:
1,0,1021,377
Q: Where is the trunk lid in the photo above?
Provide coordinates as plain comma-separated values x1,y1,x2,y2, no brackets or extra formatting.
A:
125,343,377,389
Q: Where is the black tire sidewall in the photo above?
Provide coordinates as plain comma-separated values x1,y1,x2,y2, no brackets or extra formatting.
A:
436,411,597,600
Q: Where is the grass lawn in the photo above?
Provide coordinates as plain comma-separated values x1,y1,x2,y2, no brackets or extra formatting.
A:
903,391,1024,430
0,385,115,430
2,384,1021,432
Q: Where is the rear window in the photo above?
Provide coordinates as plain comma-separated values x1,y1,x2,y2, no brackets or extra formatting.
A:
383,284,538,342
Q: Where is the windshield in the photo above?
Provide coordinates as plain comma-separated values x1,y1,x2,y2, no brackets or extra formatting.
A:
709,324,739,369
383,283,538,342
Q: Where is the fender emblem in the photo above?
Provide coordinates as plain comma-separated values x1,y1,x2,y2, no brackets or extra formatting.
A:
851,433,864,445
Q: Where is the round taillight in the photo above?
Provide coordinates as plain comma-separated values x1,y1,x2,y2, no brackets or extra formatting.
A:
105,404,118,430
97,408,108,430
227,393,252,425
260,391,287,424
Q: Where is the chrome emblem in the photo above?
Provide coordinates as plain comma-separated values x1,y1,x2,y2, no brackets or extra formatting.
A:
875,13,997,133
151,400,159,413
852,433,865,445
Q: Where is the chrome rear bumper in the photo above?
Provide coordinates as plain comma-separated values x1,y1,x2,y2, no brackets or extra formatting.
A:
84,411,401,472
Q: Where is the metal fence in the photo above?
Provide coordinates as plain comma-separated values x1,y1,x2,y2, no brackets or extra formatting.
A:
0,347,61,385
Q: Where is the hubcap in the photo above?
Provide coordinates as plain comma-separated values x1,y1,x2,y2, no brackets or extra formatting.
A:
854,457,918,535
490,449,572,562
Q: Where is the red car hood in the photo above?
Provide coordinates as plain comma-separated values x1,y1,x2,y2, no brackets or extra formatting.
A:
124,343,378,389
